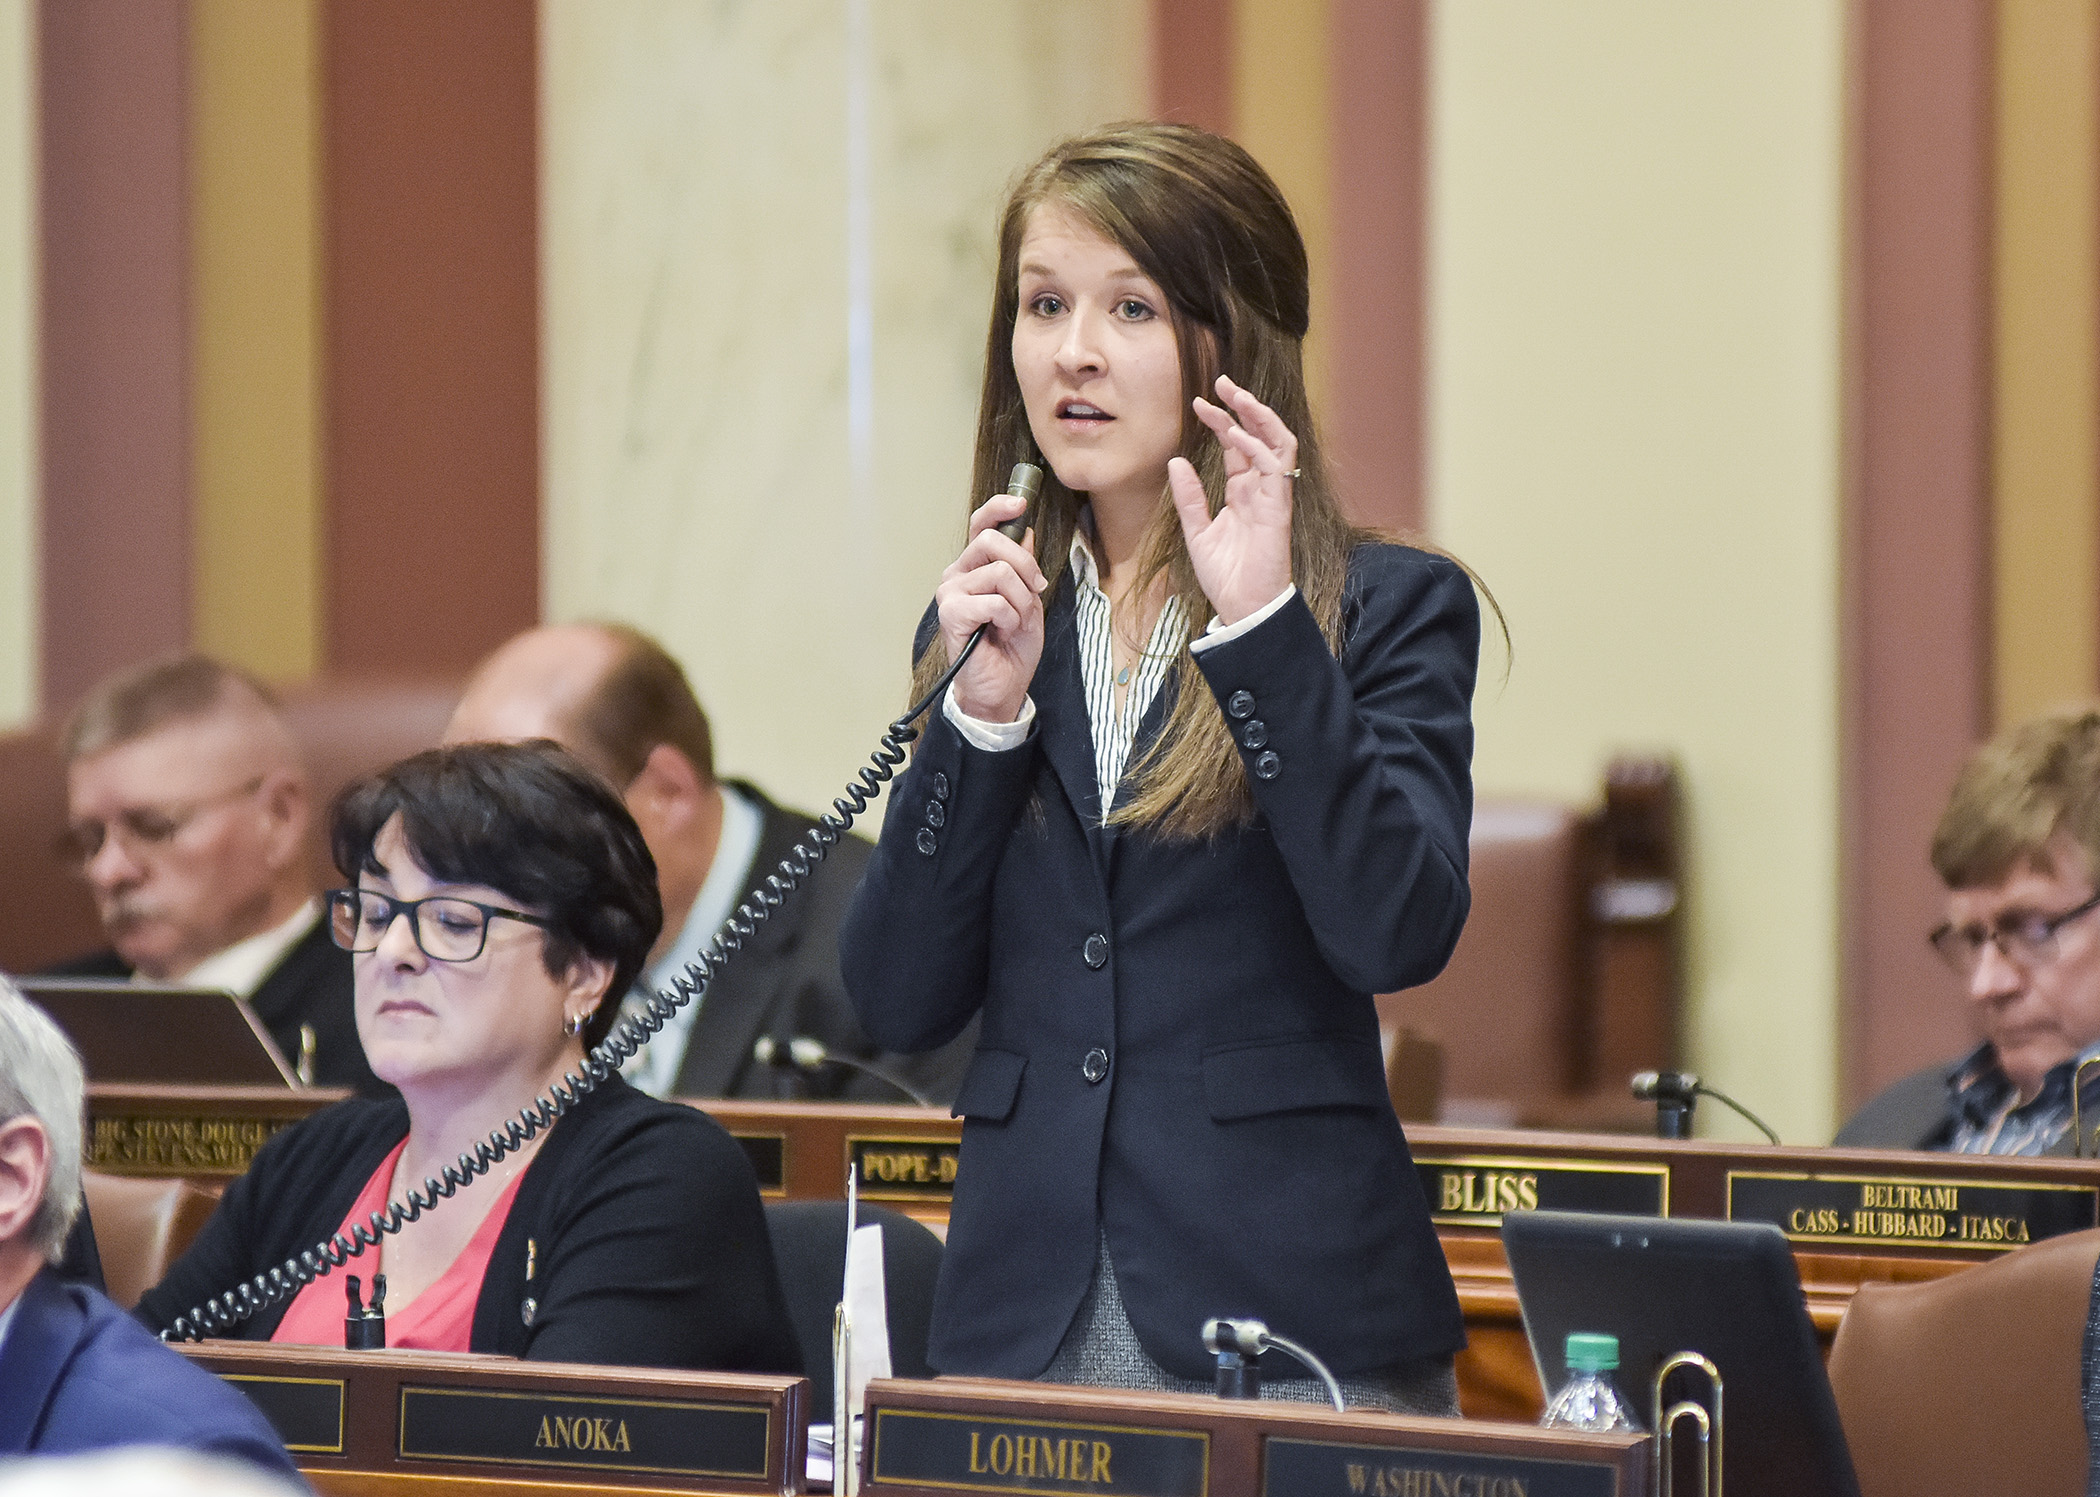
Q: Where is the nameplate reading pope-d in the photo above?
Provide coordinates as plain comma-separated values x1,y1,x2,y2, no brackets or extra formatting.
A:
869,1407,1210,1497
1728,1170,2099,1251
1414,1154,1668,1227
851,1135,963,1202
397,1385,774,1479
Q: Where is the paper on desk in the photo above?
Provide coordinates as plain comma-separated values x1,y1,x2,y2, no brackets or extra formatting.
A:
843,1221,893,1413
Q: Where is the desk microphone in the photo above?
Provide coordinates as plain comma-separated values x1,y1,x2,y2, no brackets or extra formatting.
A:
1200,1317,1345,1411
752,1033,936,1107
1631,1070,1781,1144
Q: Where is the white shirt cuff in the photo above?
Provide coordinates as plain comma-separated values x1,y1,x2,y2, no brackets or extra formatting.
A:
1189,584,1298,654
943,686,1037,751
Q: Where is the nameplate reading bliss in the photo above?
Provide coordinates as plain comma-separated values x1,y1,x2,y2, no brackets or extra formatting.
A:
223,1375,344,1454
396,1386,772,1479
1416,1156,1669,1227
1728,1171,2099,1250
852,1136,962,1201
1264,1436,1621,1497
869,1407,1209,1497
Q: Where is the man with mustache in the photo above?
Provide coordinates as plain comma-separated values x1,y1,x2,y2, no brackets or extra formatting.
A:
42,655,380,1095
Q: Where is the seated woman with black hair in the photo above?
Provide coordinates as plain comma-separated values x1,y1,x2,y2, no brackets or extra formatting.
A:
138,740,801,1371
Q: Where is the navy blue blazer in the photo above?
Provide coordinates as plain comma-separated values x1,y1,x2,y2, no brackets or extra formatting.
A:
0,1267,302,1480
841,543,1476,1382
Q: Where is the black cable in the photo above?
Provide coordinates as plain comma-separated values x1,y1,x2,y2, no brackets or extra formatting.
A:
163,640,983,1342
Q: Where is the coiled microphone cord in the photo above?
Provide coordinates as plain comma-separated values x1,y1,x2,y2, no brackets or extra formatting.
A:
163,642,986,1342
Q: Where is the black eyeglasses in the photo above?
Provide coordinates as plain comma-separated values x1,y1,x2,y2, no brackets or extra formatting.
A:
327,888,550,964
1928,889,2100,977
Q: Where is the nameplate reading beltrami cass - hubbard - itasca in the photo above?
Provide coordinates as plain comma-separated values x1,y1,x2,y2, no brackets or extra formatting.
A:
1263,1436,1623,1497
851,1136,962,1202
1415,1155,1668,1228
396,1386,773,1479
869,1407,1210,1497
1728,1171,2099,1251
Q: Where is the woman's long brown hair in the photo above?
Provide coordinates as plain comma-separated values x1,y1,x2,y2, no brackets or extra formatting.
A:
912,122,1479,839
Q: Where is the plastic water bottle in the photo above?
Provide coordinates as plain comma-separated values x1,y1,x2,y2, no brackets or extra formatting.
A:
1539,1332,1641,1433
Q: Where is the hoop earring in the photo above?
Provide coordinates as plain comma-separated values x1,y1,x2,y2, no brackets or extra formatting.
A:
562,1011,587,1038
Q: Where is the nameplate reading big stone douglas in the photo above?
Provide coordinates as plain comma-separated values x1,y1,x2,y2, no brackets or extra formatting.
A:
397,1386,772,1479
869,1407,1209,1497
1416,1155,1669,1227
852,1136,962,1202
1728,1171,2099,1251
1264,1436,1622,1497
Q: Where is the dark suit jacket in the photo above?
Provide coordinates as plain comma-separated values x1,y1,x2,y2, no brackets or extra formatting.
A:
136,1074,801,1373
668,782,975,1105
841,545,1477,1382
46,915,384,1097
0,1267,302,1479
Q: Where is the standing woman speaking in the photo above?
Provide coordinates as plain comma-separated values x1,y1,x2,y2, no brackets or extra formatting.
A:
840,123,1480,1414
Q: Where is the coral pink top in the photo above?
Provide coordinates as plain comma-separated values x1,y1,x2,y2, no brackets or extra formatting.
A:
271,1139,526,1352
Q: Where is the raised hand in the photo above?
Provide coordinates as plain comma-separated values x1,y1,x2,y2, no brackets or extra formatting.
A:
1166,374,1296,626
934,491,1049,724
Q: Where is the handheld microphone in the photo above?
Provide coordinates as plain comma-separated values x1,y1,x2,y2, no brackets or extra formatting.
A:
1199,1317,1345,1411
752,1033,936,1108
993,462,1043,543
1631,1070,1781,1145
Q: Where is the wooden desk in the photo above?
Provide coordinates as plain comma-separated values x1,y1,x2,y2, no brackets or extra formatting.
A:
181,1341,806,1497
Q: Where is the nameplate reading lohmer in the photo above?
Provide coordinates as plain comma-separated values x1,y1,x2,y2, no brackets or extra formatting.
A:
1416,1155,1669,1227
869,1406,1209,1497
223,1375,344,1454
852,1135,962,1202
1728,1170,2099,1251
397,1385,772,1479
1264,1436,1622,1497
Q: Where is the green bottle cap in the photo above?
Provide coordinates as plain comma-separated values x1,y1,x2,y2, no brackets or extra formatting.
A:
1564,1332,1619,1373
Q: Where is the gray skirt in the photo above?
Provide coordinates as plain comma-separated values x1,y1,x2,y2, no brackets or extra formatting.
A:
1041,1232,1460,1418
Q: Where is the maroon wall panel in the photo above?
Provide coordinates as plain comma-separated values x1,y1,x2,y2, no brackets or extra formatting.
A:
38,0,190,713
322,0,539,674
1151,0,1234,135
1843,0,1995,1110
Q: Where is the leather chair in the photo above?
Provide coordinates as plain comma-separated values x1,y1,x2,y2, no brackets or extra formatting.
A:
0,675,460,975
80,1171,224,1309
1827,1226,2100,1494
765,1200,944,1425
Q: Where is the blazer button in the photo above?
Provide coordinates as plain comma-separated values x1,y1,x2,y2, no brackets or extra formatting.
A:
932,771,951,801
916,828,939,856
1240,719,1268,749
1227,689,1256,720
1253,750,1281,781
1083,932,1109,969
1082,1048,1110,1084
926,799,947,829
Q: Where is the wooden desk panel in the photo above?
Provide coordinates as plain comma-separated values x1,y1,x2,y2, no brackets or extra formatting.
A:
181,1341,806,1496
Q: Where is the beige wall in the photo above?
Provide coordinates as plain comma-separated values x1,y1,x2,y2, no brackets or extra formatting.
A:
540,1,1147,819
1429,0,1846,1142
0,0,31,729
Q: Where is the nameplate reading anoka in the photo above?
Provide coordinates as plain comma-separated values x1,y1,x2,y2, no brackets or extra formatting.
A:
869,1407,1209,1497
1264,1436,1623,1497
1728,1171,2099,1251
397,1386,772,1479
851,1135,962,1202
1415,1155,1669,1228
223,1375,344,1454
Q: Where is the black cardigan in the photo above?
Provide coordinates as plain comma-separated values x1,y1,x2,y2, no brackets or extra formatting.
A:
137,1075,802,1372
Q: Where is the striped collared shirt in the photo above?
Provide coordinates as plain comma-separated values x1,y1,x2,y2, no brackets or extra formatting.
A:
1948,1039,2100,1156
1066,528,1186,811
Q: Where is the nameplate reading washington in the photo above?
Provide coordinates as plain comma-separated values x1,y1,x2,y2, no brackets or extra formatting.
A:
852,1136,963,1202
868,1407,1210,1497
396,1385,773,1479
1728,1170,2099,1250
1264,1436,1625,1497
1415,1155,1668,1227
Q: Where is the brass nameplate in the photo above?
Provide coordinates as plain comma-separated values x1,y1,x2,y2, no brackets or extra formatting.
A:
397,1385,772,1479
223,1374,344,1454
733,1131,788,1195
1728,1170,2100,1250
1265,1436,1622,1497
852,1135,961,1201
89,1113,297,1175
870,1406,1209,1497
1417,1155,1669,1227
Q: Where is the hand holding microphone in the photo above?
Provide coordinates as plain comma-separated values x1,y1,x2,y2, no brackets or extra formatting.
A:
935,463,1047,725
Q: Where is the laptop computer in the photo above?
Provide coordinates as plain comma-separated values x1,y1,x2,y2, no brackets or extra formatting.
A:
17,977,299,1087
1502,1209,1860,1497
